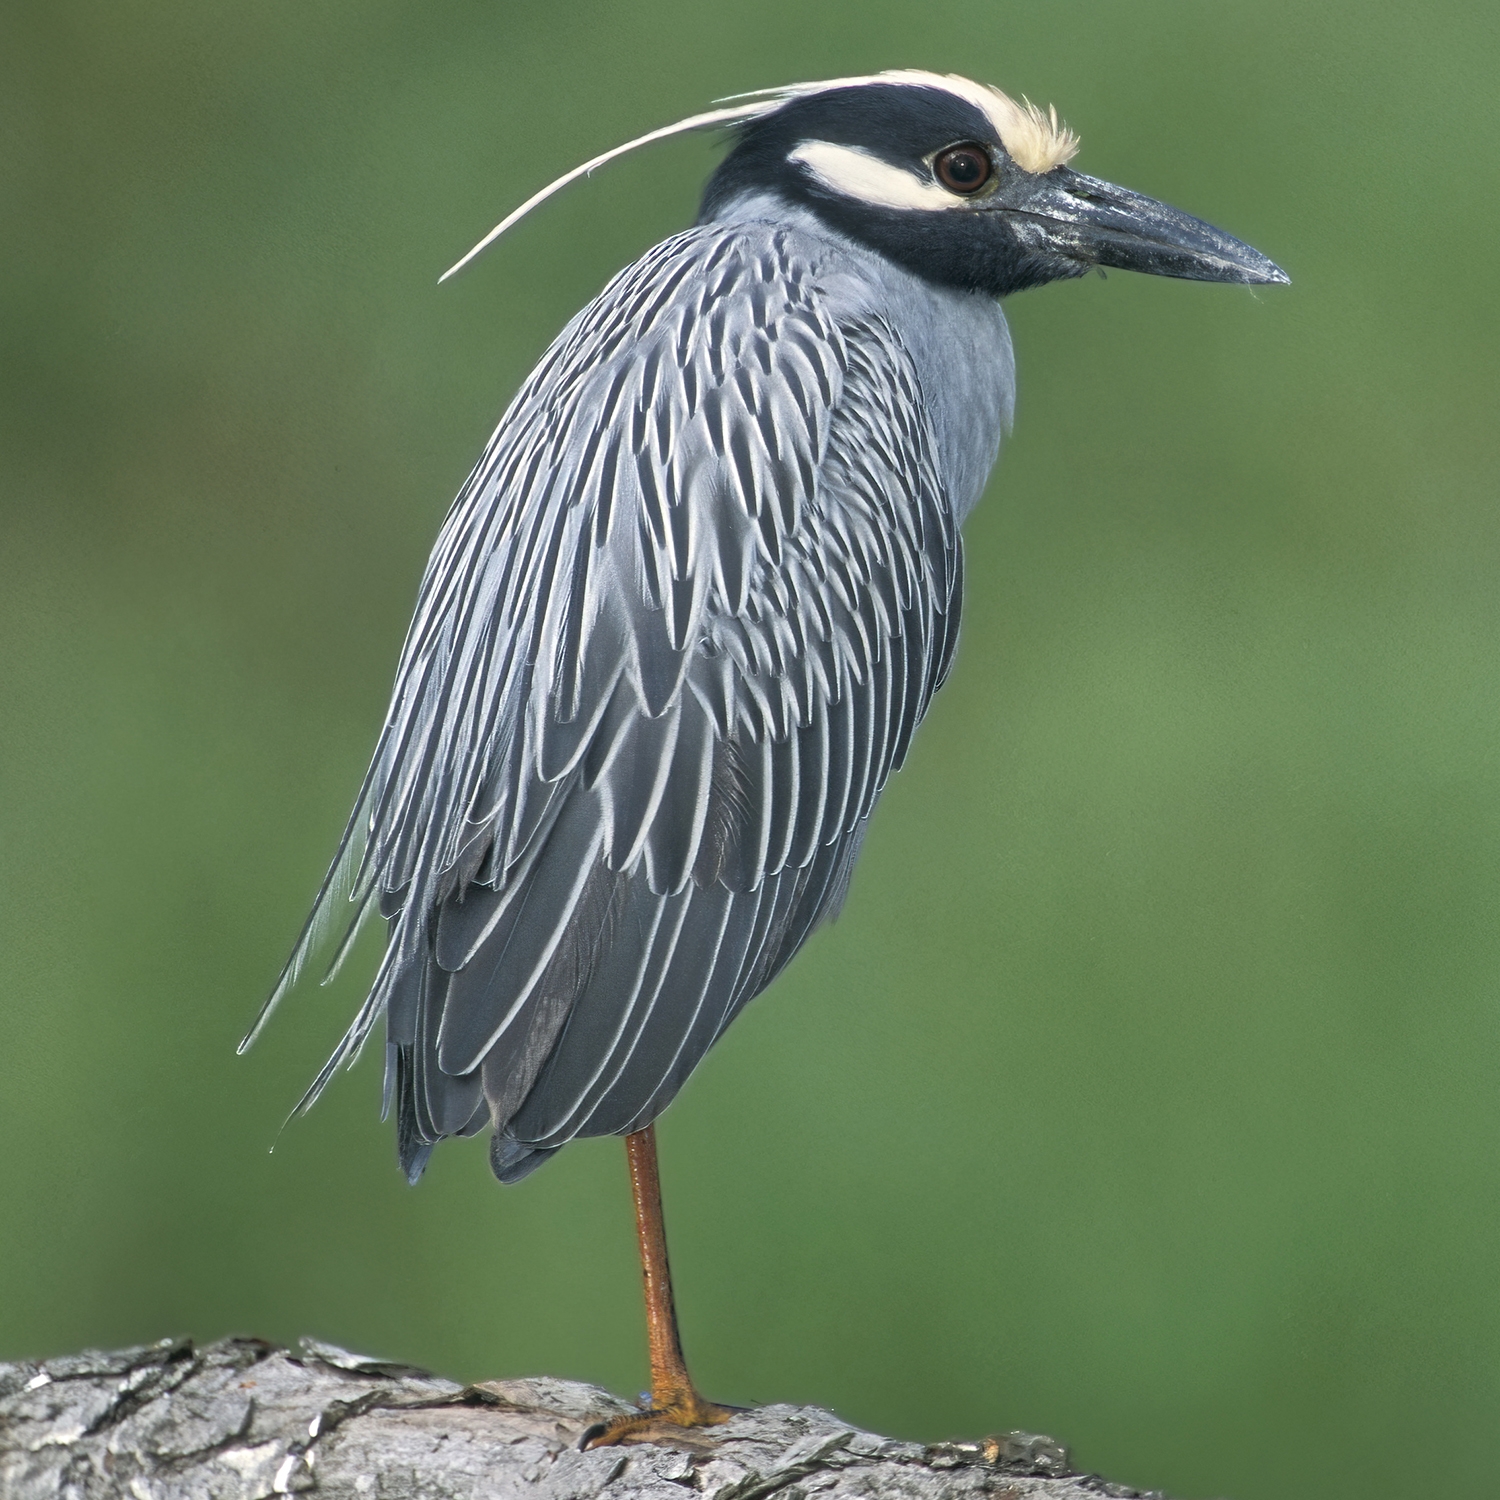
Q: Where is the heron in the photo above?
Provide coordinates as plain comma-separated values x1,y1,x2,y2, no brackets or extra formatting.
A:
241,70,1286,1446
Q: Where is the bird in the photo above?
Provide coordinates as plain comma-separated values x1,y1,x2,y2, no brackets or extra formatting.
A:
241,70,1286,1445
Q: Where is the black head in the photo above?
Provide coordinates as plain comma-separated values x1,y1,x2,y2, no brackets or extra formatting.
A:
698,71,1287,297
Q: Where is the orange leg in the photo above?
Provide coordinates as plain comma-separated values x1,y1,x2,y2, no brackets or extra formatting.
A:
582,1125,734,1447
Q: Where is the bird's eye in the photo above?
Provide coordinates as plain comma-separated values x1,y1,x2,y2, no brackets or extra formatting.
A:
934,143,993,195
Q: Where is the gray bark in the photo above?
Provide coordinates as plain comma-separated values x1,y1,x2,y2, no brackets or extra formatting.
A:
0,1336,1165,1500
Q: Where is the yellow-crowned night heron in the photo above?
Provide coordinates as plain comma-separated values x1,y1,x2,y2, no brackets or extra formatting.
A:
242,71,1286,1442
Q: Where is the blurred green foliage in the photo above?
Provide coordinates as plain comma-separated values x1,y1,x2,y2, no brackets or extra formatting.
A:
3,2,1498,1496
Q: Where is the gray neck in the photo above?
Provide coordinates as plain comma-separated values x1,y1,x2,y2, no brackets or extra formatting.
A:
704,192,1015,522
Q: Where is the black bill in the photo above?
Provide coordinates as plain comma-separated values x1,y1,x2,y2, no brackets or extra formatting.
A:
1001,166,1289,285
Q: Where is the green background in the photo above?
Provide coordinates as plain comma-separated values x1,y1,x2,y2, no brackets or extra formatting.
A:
3,2,1497,1496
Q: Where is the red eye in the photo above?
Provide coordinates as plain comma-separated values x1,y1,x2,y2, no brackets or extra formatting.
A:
934,143,993,195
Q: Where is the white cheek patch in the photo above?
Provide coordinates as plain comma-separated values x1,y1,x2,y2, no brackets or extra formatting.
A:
788,140,960,211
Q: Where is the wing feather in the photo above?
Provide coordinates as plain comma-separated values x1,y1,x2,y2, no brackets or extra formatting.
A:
259,221,968,1177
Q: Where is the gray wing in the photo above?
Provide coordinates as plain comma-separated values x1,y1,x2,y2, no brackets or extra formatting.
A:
246,222,962,1182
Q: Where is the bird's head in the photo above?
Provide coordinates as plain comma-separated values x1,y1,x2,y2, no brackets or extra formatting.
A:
700,72,1287,296
439,70,1286,293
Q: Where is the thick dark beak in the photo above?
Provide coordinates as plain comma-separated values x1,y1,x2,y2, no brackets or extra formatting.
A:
1000,166,1288,285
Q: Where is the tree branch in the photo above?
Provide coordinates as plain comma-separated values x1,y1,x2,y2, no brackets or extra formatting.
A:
0,1336,1165,1499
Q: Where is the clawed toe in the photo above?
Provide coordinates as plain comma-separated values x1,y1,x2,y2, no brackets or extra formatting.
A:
581,1394,736,1449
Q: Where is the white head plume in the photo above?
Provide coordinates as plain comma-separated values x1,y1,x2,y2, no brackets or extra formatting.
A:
439,71,1081,282
438,100,777,283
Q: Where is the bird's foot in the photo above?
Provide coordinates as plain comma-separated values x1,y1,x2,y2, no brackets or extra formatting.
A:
581,1388,736,1449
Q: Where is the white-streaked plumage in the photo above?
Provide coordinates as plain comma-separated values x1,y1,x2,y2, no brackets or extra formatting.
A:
252,196,1011,1180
